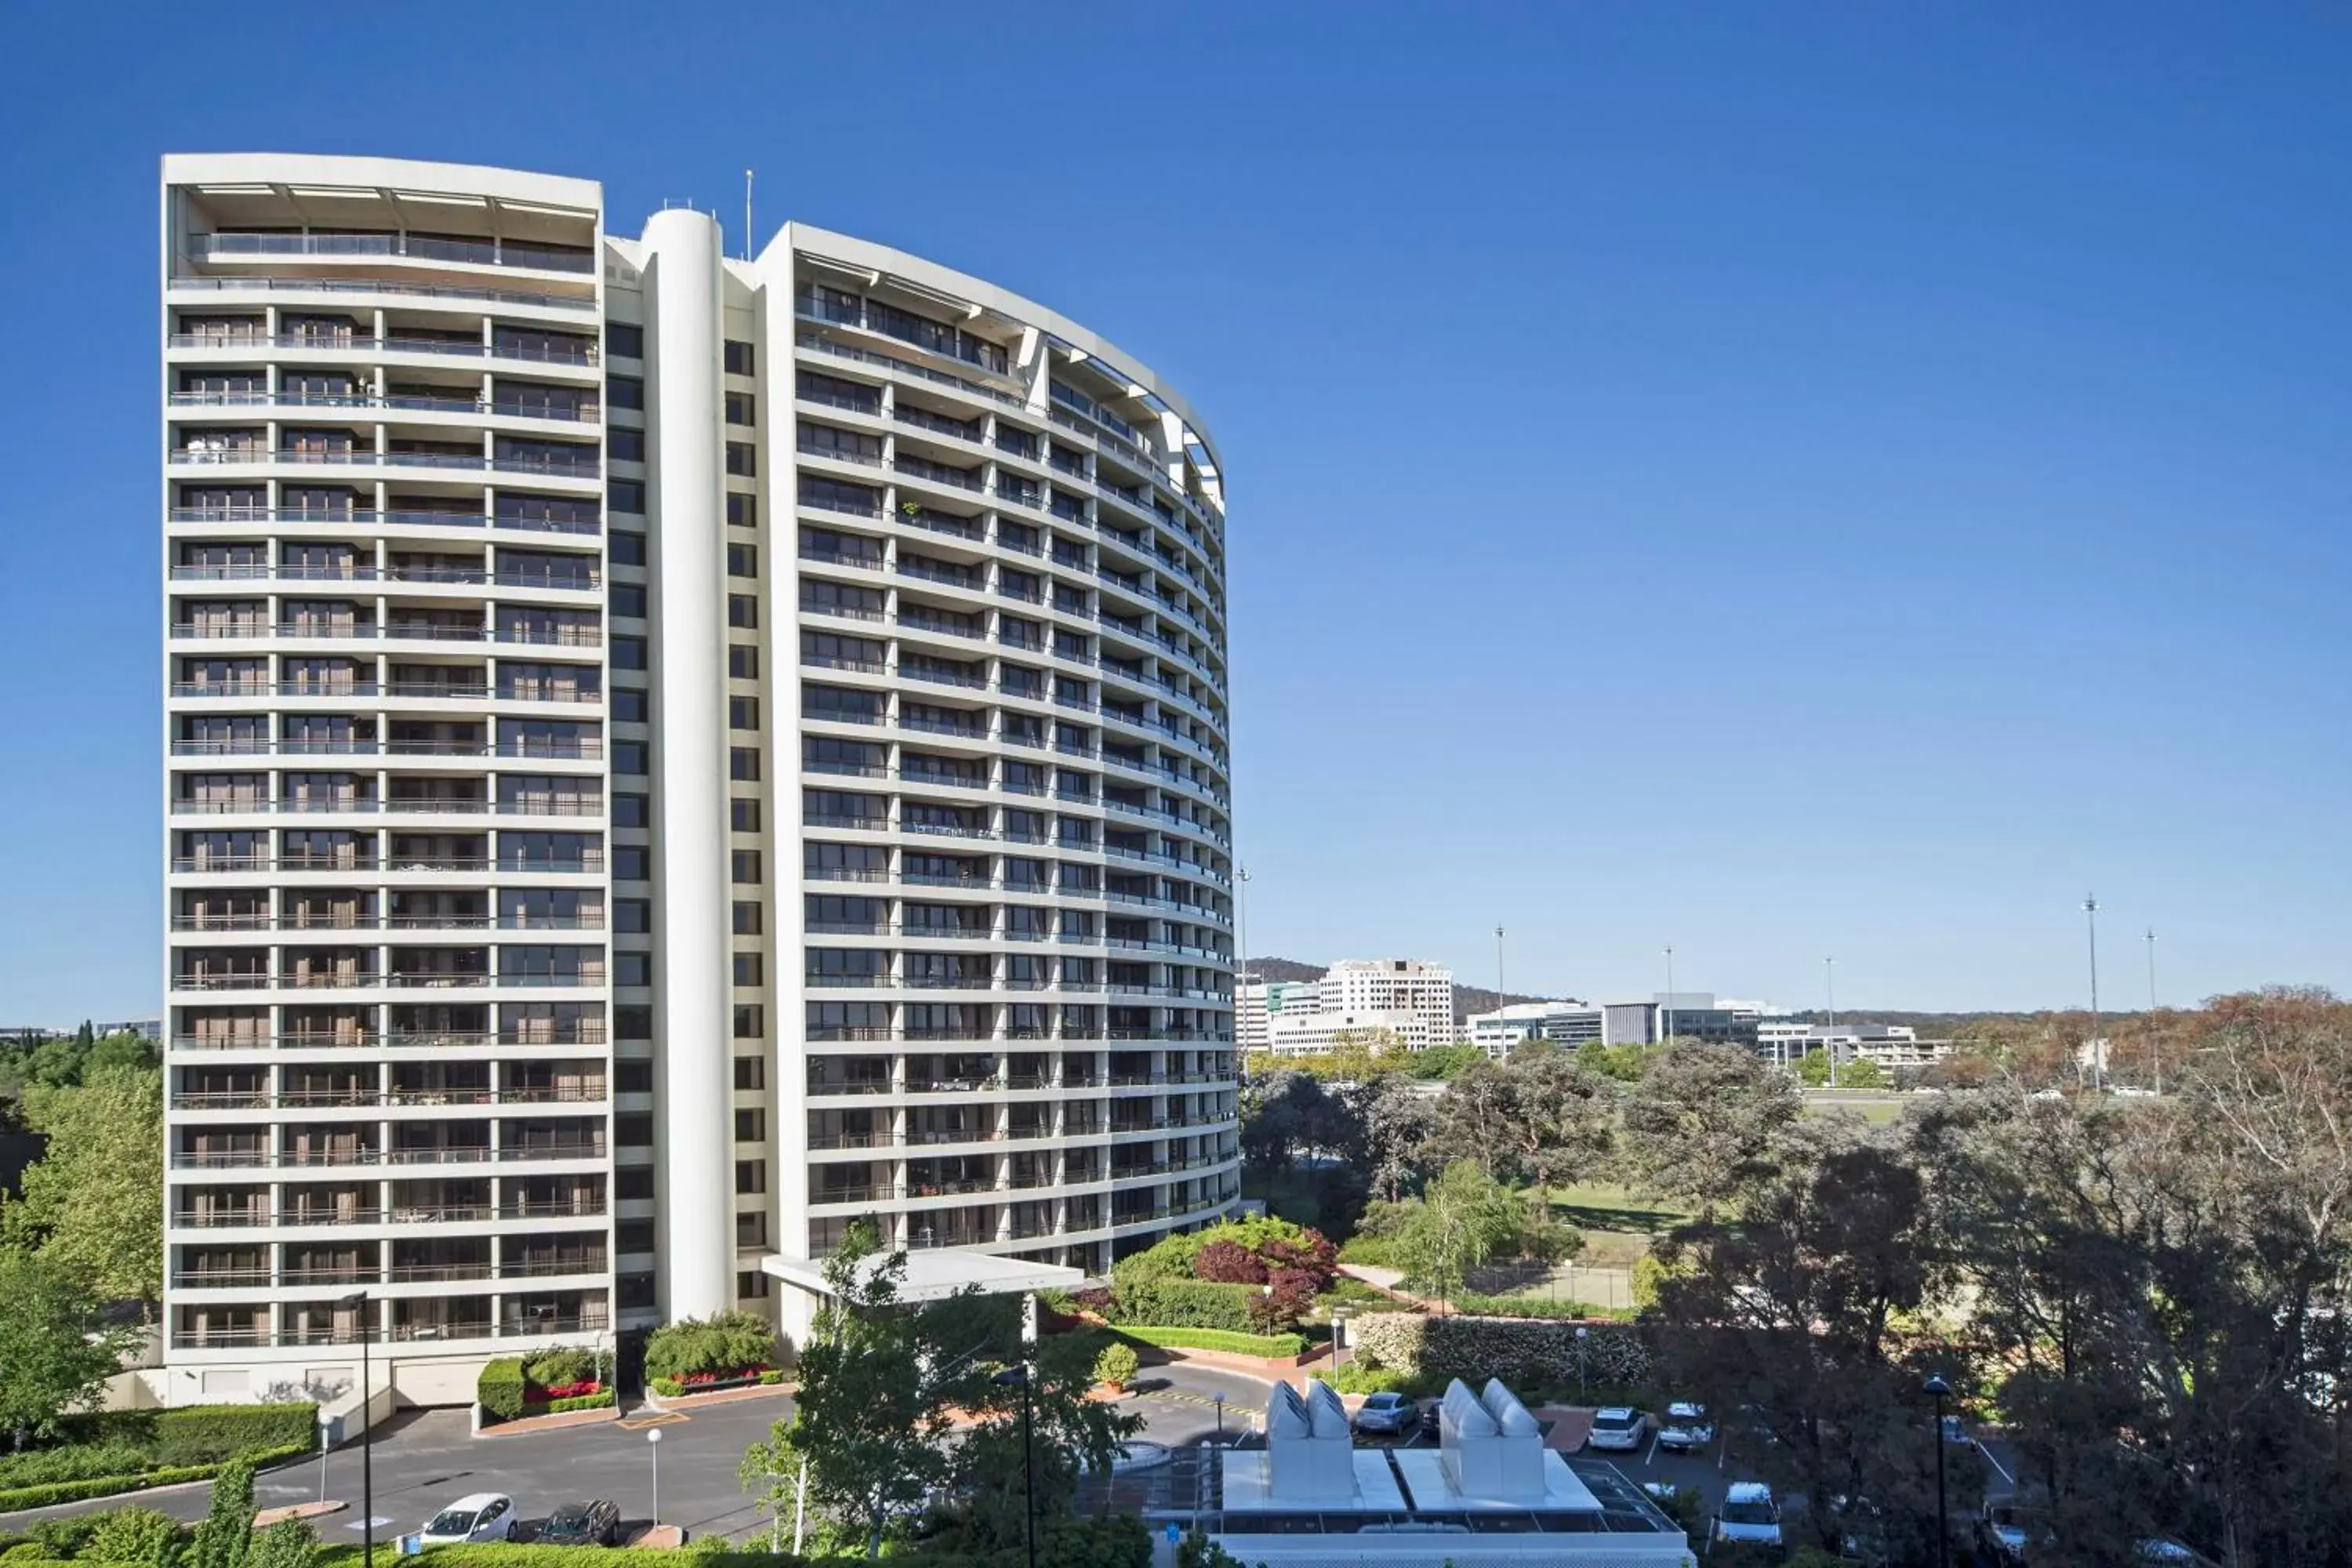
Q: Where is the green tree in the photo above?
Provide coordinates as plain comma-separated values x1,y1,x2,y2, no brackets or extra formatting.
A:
1621,1042,1804,1220
743,1220,971,1557
247,1519,315,1568
1392,1160,1527,1310
2,1065,166,1306
185,1456,256,1568
1347,1074,1436,1203
0,1250,140,1442
937,1328,1141,1555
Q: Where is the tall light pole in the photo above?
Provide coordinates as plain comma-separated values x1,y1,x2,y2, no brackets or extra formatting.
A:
993,1365,1036,1568
647,1428,662,1528
1824,956,1837,1088
336,1292,373,1568
2084,895,2102,1091
2145,927,2161,1095
1495,924,1506,1014
1923,1374,1953,1568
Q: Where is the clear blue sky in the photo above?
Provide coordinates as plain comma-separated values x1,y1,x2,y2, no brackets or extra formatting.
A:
3,2,2347,1020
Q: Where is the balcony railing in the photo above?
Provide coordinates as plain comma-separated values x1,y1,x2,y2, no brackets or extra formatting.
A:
193,232,596,274
169,275,597,313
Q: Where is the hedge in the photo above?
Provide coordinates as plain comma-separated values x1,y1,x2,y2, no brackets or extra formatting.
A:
1346,1312,1652,1387
296,1512,1151,1568
643,1311,777,1381
51,1404,318,1469
1114,1326,1306,1359
0,1445,154,1490
0,1443,308,1515
649,1370,786,1399
519,1391,615,1417
1106,1278,1258,1333
477,1358,528,1422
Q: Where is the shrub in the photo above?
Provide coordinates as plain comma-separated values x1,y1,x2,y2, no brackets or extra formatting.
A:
648,1378,683,1399
1334,1234,1401,1267
1092,1343,1140,1388
1316,1363,1410,1395
0,1447,307,1516
1190,1240,1267,1285
1246,1269,1318,1334
0,1445,157,1490
1113,1326,1306,1359
523,1349,594,1390
521,1392,615,1417
1108,1232,1204,1287
644,1311,778,1381
150,1405,317,1468
84,1507,183,1567
1448,1292,1600,1320
1107,1278,1258,1332
247,1522,314,1568
1345,1312,1652,1386
476,1359,528,1422
28,1521,97,1563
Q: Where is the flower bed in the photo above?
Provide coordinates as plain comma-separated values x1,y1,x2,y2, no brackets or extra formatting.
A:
648,1369,787,1399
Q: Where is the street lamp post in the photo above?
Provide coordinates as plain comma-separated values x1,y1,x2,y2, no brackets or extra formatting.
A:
1923,1374,1953,1568
1662,947,1675,1047
647,1428,662,1530
1213,1390,1226,1450
1824,956,1837,1088
993,1366,1036,1568
1575,1325,1590,1403
2146,927,2161,1094
336,1290,373,1568
2084,895,2103,1090
1329,1307,1351,1371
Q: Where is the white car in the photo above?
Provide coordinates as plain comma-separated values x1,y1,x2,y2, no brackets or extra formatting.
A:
1585,1406,1646,1452
1656,1401,1715,1452
1714,1482,1783,1548
419,1493,520,1545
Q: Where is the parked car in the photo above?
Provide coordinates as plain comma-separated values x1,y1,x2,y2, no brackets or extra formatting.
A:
1712,1482,1784,1549
1976,1500,2051,1565
2137,1541,2220,1566
1585,1406,1647,1452
1655,1402,1715,1453
1352,1392,1415,1436
421,1494,519,1546
537,1500,621,1548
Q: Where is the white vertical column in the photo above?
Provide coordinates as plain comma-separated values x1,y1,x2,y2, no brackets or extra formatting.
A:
642,209,736,1321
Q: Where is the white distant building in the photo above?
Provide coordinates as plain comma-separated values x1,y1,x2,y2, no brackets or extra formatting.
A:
1764,1022,1953,1073
1468,1000,1604,1055
1239,959,1458,1056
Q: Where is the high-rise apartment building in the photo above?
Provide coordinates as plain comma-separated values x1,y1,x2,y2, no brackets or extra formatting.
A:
161,154,1237,1402
1236,960,1457,1057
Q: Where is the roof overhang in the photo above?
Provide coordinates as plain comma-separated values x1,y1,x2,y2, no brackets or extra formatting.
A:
758,1249,1085,1303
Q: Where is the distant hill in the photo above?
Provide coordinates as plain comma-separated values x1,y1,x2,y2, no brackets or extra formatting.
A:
1242,956,1544,1023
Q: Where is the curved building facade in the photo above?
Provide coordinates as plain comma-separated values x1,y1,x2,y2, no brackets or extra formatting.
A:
158,154,1236,1398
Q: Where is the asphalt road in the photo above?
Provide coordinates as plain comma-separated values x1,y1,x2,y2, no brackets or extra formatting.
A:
2,1366,1285,1544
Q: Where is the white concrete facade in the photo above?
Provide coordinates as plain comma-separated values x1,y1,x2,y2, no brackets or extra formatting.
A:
1240,960,1457,1056
160,154,1238,1398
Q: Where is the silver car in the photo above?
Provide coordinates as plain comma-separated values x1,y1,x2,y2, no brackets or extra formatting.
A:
1352,1391,1415,1436
1656,1401,1715,1453
1586,1406,1647,1452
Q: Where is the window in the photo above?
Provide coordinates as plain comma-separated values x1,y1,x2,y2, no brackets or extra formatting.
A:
735,1160,766,1195
734,1108,767,1142
733,1004,764,1038
726,391,757,426
734,952,764,987
732,849,762,884
612,689,648,724
728,543,758,578
730,696,760,731
613,741,648,776
616,952,652,987
611,529,646,566
728,493,757,529
612,637,647,671
608,428,644,463
616,1169,655,1200
607,375,644,410
614,793,649,829
734,1056,766,1091
737,1271,771,1300
732,899,764,935
614,845,650,881
612,583,647,618
616,1060,654,1093
606,323,644,358
608,479,645,514
726,441,757,477
724,339,755,376
617,1005,653,1040
731,797,762,833
728,593,759,629
730,746,761,781
616,1218,655,1252
615,898,652,934
728,644,760,679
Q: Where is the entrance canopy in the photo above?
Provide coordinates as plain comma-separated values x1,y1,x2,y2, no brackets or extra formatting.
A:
758,1249,1085,1304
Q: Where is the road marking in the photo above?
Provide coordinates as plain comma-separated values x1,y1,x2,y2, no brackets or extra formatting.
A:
1646,1436,1660,1467
1980,1443,2015,1487
617,1412,687,1431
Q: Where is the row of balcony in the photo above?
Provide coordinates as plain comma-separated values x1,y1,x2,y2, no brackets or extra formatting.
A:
169,506,601,538
192,231,597,274
170,274,598,314
169,330,599,365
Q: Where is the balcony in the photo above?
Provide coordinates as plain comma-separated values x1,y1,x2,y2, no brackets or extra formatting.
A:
192,231,595,274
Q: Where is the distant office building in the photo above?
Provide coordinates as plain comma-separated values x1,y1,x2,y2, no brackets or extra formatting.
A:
1649,993,1764,1051
1468,1000,1604,1056
1240,959,1457,1056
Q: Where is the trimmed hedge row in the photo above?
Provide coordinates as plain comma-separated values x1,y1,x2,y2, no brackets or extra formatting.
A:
648,1370,786,1398
0,1443,308,1516
521,1391,615,1417
294,1512,1151,1568
477,1358,528,1421
52,1404,318,1469
1105,1278,1259,1333
1115,1325,1307,1359
1347,1312,1651,1385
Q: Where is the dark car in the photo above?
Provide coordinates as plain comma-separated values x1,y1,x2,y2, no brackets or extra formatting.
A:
538,1500,621,1548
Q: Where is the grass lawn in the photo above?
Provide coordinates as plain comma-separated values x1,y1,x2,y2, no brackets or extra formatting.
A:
1802,1092,1906,1124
